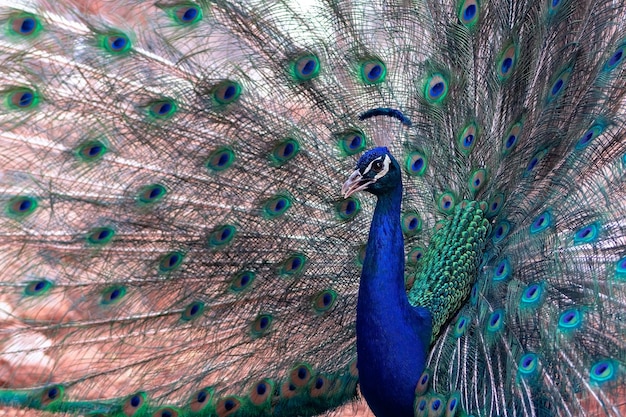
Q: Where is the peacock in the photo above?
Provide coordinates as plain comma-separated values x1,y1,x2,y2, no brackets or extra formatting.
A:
0,0,625,416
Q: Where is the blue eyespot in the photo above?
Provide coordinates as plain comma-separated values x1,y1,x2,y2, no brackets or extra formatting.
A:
360,59,386,84
530,211,551,234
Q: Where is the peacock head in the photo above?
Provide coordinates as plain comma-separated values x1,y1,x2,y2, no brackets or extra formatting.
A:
342,147,401,198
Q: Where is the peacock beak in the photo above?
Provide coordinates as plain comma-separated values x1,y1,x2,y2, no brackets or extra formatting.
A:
342,170,374,198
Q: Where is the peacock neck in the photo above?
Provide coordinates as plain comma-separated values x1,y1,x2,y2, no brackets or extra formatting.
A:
359,183,408,310
356,181,433,417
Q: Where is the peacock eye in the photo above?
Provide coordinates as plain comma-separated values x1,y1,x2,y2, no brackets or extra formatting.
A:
371,160,383,172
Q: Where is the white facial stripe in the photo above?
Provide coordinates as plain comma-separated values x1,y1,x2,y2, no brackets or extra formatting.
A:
374,155,391,180
362,156,383,175
361,155,390,180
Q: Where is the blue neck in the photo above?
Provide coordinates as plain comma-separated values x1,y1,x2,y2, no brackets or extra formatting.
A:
356,182,433,417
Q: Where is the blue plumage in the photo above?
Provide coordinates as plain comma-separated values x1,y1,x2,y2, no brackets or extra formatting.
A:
344,148,432,417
